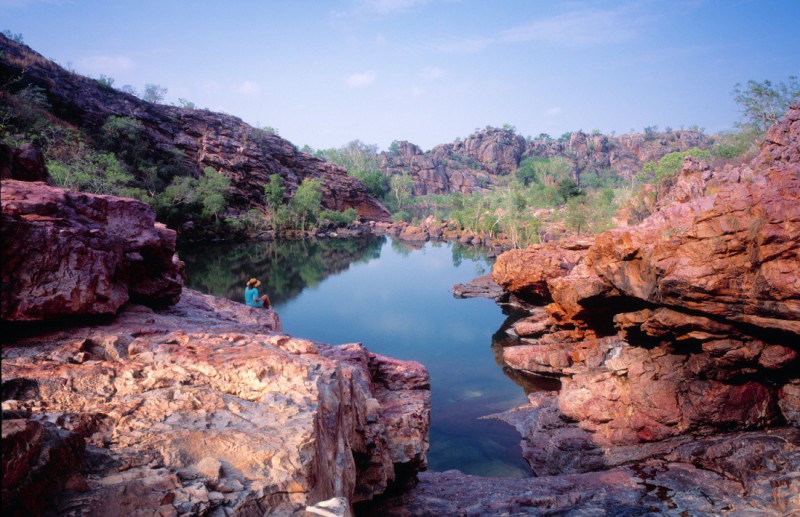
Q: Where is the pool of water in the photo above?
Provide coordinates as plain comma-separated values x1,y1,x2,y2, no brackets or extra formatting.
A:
180,236,535,477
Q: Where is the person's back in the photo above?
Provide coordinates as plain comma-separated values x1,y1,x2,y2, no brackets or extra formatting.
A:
245,278,270,308
244,286,261,307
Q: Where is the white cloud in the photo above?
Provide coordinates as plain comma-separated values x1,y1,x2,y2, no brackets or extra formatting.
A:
346,71,376,88
501,6,646,46
237,80,262,97
422,66,444,79
76,55,134,74
546,106,562,116
437,3,649,53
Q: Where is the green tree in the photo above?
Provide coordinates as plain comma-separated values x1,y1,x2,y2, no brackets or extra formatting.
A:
389,173,414,210
291,178,323,231
264,174,286,215
733,76,800,134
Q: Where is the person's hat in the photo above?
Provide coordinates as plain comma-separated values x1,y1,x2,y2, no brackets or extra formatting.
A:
247,278,261,287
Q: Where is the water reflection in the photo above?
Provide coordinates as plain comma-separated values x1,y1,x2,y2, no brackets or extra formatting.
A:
180,236,385,307
180,237,556,477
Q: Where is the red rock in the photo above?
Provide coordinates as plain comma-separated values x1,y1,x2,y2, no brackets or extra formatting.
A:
0,142,55,185
2,180,183,321
1,419,85,516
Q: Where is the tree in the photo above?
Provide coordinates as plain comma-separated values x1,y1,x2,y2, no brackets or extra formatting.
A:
96,74,115,88
514,157,572,187
142,83,167,104
390,173,414,210
263,174,285,225
291,178,323,231
733,76,800,134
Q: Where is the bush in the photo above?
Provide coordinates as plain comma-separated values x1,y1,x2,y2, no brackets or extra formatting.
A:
321,208,359,227
392,210,411,223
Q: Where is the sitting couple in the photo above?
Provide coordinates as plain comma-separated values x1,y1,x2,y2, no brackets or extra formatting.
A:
245,278,271,308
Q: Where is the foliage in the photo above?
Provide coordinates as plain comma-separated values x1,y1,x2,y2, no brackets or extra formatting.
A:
317,140,390,200
290,178,323,231
712,127,760,160
261,126,279,135
3,30,24,43
96,75,115,88
177,98,196,109
142,83,167,104
263,174,286,215
152,168,230,225
733,76,799,134
514,157,572,187
389,173,414,210
48,151,141,196
320,207,358,227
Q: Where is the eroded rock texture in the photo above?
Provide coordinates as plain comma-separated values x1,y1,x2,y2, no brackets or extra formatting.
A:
475,105,800,514
1,290,430,515
380,126,713,195
1,180,184,321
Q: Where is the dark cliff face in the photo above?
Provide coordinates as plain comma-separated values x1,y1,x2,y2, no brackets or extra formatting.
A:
0,35,390,222
380,127,714,195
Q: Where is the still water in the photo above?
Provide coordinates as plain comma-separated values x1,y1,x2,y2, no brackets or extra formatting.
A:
180,236,533,477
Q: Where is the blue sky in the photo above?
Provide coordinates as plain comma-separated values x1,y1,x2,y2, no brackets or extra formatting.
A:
3,0,799,150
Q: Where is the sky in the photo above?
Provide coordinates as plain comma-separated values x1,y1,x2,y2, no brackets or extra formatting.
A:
2,0,799,151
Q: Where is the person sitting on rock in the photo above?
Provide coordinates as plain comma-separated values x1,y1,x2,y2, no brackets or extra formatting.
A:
245,278,271,308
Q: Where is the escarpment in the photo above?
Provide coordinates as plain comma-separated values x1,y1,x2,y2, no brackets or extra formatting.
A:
1,181,429,516
380,126,713,195
0,35,390,226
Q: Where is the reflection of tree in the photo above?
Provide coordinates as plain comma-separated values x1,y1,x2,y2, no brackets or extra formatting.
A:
451,242,492,272
179,236,386,306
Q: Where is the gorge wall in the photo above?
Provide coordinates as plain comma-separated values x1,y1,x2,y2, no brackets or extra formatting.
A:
1,179,429,516
364,104,800,516
380,126,713,195
0,34,390,225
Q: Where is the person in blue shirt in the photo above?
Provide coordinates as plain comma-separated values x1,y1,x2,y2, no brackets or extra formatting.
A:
245,278,271,308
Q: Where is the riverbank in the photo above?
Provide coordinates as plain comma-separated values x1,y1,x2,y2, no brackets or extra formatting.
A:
1,179,430,516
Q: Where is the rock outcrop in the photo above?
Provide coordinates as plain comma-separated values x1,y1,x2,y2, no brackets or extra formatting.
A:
1,179,428,514
380,127,713,195
2,179,184,321
0,34,390,227
1,289,430,515
0,142,54,185
456,104,800,514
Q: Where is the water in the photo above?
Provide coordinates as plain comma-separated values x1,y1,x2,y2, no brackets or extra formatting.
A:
180,236,534,477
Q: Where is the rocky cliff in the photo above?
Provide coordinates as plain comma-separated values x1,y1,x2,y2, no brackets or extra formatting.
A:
493,104,799,508
1,180,428,515
367,105,800,515
381,127,713,195
0,35,390,225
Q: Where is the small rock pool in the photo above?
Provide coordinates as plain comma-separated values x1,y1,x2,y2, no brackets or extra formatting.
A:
180,235,540,477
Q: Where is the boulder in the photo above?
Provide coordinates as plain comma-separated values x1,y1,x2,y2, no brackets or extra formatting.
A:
2,180,184,321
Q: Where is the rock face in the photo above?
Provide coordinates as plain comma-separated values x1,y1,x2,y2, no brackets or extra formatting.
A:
1,179,184,321
380,127,713,195
0,35,390,225
0,142,54,184
454,105,800,514
1,289,430,515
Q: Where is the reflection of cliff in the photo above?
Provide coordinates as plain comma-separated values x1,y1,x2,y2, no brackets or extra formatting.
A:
180,236,386,306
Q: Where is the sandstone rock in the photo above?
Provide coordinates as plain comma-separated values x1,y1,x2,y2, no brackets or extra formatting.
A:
379,127,713,197
1,180,184,321
1,419,85,516
452,274,505,300
1,288,428,515
492,240,591,303
0,142,54,184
